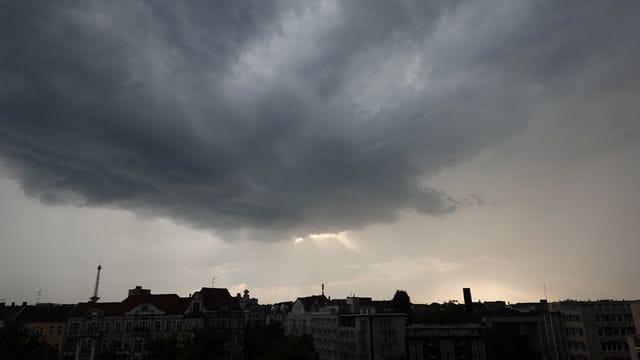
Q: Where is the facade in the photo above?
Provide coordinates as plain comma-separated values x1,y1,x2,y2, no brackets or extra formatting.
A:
484,313,559,360
16,303,74,354
629,336,640,360
550,300,637,360
63,286,243,360
628,302,640,360
287,295,405,360
337,313,406,360
406,324,487,360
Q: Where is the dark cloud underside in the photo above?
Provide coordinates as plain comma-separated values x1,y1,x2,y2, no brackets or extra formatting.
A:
1,0,639,238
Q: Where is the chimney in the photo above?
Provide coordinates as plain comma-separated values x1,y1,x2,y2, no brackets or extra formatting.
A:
463,288,473,314
11,302,15,306
22,301,27,307
128,286,151,297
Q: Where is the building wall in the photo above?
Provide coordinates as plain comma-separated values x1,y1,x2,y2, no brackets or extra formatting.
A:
23,321,67,354
406,325,487,360
553,301,636,360
64,313,189,360
64,312,243,360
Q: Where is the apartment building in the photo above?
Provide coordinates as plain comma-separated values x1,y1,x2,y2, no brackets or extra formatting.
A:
287,295,405,360
62,286,243,360
406,324,487,360
550,300,637,360
16,303,74,355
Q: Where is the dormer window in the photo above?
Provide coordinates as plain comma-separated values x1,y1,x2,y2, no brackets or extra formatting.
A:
193,302,201,312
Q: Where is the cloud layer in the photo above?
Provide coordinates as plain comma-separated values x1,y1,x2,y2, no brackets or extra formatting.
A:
1,0,639,238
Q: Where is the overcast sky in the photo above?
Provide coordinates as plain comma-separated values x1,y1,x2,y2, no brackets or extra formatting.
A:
1,0,639,305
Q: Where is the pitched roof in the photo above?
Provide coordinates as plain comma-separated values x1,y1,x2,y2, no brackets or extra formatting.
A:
69,302,124,317
70,293,190,317
0,305,25,324
16,304,74,323
197,288,240,311
121,294,189,315
298,295,329,311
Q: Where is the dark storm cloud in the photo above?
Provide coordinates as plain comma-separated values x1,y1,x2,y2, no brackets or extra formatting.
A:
1,0,639,238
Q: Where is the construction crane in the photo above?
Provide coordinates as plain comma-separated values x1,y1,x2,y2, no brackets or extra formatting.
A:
90,264,102,303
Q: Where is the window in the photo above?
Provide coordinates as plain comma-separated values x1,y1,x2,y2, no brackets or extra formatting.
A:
193,302,201,312
133,338,144,352
57,326,63,335
104,322,110,332
64,339,77,352
81,339,92,351
123,339,131,350
138,320,147,329
101,339,109,351
69,322,80,333
49,326,55,335
125,321,132,331
176,320,183,331
155,320,161,331
165,320,172,332
88,321,99,333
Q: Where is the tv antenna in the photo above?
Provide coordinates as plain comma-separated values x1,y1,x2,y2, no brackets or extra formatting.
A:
35,290,43,304
543,283,548,301
211,277,216,288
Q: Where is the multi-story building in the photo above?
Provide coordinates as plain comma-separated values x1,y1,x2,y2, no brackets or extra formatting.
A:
406,323,488,360
337,313,406,360
16,303,74,354
287,295,406,360
62,286,243,360
628,302,640,360
267,301,293,325
549,300,637,360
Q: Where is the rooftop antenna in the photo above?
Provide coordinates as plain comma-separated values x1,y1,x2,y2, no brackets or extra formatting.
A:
543,283,548,301
35,290,43,304
90,264,102,303
322,283,325,296
211,277,216,288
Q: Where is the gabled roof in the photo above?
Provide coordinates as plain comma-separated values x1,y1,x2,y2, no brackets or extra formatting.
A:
0,305,25,324
70,294,189,317
69,302,123,317
16,304,74,323
197,288,240,311
121,294,189,315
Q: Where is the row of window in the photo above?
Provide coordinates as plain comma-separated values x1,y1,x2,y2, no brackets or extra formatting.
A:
562,315,582,323
596,314,633,323
69,320,184,333
601,341,630,352
76,338,145,352
567,341,586,351
565,327,584,337
598,327,635,337
31,325,64,336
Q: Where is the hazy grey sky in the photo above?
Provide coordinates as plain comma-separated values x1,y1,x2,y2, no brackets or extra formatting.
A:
1,0,639,305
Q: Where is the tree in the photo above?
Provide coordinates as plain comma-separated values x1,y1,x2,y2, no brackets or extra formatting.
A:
180,327,235,360
0,323,60,360
243,322,319,360
145,335,179,360
391,290,413,322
